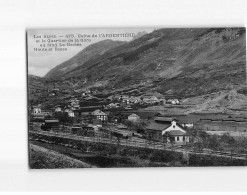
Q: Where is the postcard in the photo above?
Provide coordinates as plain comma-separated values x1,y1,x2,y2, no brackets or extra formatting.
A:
27,28,247,168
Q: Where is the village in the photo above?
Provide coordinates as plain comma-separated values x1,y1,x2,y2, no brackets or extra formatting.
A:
29,86,247,160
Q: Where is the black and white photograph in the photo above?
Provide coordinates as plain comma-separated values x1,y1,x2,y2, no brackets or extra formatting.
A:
1,0,247,192
27,27,247,169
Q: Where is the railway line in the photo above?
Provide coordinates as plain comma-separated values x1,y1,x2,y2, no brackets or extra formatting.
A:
29,130,247,161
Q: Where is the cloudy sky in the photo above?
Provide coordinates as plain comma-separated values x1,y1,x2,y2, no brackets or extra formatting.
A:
27,28,155,77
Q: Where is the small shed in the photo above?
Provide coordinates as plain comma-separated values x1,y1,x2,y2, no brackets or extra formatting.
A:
128,113,141,122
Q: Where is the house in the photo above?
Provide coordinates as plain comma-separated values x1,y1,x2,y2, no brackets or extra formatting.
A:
121,95,131,103
55,106,62,112
31,114,45,122
116,124,128,129
142,95,159,103
127,96,142,104
106,96,114,101
71,126,82,134
65,109,75,117
68,111,75,117
128,113,140,122
33,106,41,114
82,124,95,131
166,99,180,105
176,116,195,128
146,117,189,143
108,103,120,108
41,119,59,131
91,109,108,121
164,92,180,104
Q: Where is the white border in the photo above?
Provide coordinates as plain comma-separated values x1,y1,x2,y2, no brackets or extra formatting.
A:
0,0,247,192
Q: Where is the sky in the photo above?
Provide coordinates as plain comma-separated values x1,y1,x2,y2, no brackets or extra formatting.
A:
27,28,155,77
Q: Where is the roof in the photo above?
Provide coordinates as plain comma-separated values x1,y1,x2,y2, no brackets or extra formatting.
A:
146,122,170,131
71,127,82,129
92,109,107,116
31,113,44,117
168,130,186,136
154,117,174,122
128,113,140,118
45,120,59,123
117,124,127,129
164,94,179,99
176,116,198,124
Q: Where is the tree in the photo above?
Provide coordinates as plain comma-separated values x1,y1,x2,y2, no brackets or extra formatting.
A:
54,112,72,126
221,133,236,145
198,131,209,142
208,135,221,150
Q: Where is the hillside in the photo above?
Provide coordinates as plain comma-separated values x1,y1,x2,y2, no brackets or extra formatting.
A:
182,89,247,114
28,74,47,104
39,28,246,99
44,39,126,78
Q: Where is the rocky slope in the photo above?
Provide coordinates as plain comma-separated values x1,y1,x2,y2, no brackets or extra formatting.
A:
182,89,247,113
41,28,246,99
44,39,126,78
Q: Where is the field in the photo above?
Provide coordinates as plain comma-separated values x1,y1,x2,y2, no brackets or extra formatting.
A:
29,144,93,169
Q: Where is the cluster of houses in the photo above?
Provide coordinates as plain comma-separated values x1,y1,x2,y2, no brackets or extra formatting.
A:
31,104,75,121
30,88,195,144
31,106,52,121
65,98,80,110
105,93,180,108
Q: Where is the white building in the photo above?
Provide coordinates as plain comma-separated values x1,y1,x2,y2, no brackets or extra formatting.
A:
65,109,75,117
33,107,41,114
162,120,189,143
91,110,108,121
146,117,189,143
128,113,140,122
55,107,62,112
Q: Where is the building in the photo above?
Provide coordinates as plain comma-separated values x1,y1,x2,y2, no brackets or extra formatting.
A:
106,95,114,101
128,113,140,122
166,99,180,105
146,117,189,143
55,106,62,112
33,106,41,114
65,109,75,117
68,111,75,117
164,93,180,104
41,119,59,131
176,116,195,128
71,126,82,134
142,95,159,103
91,109,108,121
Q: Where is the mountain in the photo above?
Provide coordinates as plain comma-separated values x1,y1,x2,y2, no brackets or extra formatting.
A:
182,89,247,114
132,31,147,40
44,39,126,78
28,74,47,104
43,28,246,98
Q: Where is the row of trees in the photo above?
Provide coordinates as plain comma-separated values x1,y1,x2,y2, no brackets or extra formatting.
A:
186,127,247,154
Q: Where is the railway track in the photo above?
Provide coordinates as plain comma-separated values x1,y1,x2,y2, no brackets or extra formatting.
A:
29,130,247,160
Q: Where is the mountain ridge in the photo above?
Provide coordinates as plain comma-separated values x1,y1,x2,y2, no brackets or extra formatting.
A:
44,39,126,78
38,28,246,99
